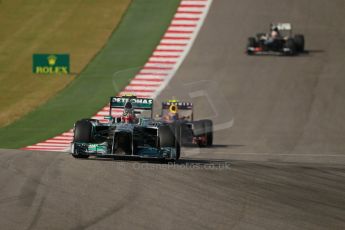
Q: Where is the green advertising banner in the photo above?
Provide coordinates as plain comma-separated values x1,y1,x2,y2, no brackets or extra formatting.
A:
33,54,70,74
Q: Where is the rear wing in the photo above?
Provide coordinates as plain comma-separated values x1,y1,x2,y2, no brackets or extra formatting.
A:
161,101,193,110
109,96,153,117
161,101,193,121
271,23,292,31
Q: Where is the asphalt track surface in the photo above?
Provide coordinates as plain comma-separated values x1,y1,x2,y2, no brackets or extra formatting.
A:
1,0,345,229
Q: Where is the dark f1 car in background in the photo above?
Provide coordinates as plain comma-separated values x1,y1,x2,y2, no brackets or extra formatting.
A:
71,96,181,160
246,23,305,55
160,100,213,147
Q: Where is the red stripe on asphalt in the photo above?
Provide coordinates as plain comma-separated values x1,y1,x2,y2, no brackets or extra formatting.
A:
151,55,180,58
123,89,155,93
154,49,184,52
148,61,177,64
62,134,73,137
159,43,187,46
22,147,67,151
101,108,121,112
162,36,191,40
166,30,193,34
173,17,200,21
179,4,206,8
138,72,169,76
133,78,164,82
170,24,197,27
49,137,73,140
143,66,173,70
44,140,71,143
177,11,203,14
129,83,161,87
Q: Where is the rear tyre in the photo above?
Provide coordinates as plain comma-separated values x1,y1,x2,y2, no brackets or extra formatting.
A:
72,120,92,158
193,121,207,148
294,34,305,52
247,37,256,55
174,123,181,161
285,39,297,55
203,120,213,147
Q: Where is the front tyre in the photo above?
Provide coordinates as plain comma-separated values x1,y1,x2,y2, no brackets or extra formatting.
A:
72,120,92,158
74,120,93,142
158,125,181,161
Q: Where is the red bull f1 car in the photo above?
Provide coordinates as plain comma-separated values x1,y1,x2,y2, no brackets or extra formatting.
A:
160,99,213,147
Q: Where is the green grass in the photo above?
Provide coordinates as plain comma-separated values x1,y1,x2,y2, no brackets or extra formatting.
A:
0,0,181,148
0,0,131,127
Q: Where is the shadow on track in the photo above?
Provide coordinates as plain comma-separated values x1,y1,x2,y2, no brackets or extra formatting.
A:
246,49,324,57
76,155,232,167
182,144,244,149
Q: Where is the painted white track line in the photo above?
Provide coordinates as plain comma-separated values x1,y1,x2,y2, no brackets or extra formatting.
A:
22,0,213,152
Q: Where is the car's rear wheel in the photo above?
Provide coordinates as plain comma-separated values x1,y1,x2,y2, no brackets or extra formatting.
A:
174,124,181,161
285,39,297,55
247,37,256,55
294,34,305,52
193,121,208,148
203,120,213,147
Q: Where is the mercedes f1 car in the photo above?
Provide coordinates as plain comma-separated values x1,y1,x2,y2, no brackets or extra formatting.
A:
71,96,181,160
160,100,213,147
246,23,305,55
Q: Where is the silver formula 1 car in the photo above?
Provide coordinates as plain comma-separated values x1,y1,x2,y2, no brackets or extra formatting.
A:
71,96,181,160
246,23,305,55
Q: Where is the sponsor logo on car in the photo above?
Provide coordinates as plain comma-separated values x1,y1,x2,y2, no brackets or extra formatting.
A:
112,97,153,105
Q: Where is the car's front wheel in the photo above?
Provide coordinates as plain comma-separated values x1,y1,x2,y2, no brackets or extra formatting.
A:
72,120,92,158
159,124,181,161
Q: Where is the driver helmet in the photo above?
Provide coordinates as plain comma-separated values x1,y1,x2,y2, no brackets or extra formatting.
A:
271,30,279,38
121,101,136,123
271,26,279,38
168,104,179,121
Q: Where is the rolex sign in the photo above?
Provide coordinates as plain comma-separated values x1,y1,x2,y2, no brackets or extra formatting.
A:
33,54,70,74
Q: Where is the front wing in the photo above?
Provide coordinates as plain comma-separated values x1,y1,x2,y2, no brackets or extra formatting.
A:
71,142,178,160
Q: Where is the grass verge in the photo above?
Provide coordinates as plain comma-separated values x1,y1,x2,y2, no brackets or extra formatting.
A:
0,0,181,148
0,0,131,126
